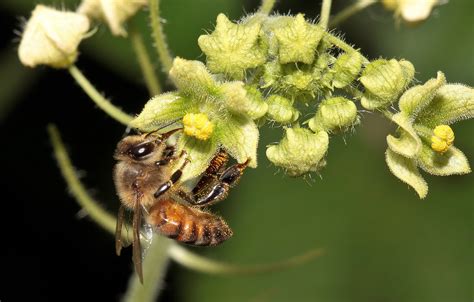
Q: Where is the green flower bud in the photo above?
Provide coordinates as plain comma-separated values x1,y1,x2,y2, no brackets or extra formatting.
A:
266,128,329,176
169,57,218,98
221,82,268,119
198,14,267,79
360,59,415,110
331,51,363,89
266,95,299,123
309,97,358,133
273,14,325,64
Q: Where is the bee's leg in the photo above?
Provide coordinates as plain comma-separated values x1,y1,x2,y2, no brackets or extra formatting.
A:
155,148,183,167
192,149,229,195
154,154,189,198
188,159,250,207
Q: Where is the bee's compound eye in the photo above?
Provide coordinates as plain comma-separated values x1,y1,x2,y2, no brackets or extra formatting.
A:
129,142,155,159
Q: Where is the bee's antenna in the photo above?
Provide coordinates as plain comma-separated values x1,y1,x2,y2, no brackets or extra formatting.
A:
144,118,182,138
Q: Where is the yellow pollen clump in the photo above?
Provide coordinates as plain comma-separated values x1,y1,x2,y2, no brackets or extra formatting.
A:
183,113,214,140
431,125,454,153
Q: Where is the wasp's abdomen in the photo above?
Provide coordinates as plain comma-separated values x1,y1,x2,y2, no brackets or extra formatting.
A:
148,199,233,246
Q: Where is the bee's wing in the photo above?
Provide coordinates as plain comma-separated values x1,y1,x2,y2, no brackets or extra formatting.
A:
133,200,144,283
115,205,130,255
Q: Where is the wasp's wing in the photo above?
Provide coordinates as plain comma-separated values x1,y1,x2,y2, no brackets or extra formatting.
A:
133,200,144,283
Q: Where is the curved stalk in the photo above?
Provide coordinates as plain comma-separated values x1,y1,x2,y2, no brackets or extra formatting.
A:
68,65,133,126
329,0,377,28
325,33,370,64
48,124,117,233
130,27,162,96
149,0,173,73
319,0,333,29
168,243,324,275
258,0,276,15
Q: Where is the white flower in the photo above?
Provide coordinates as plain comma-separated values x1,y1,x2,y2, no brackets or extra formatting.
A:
18,5,90,68
78,0,147,37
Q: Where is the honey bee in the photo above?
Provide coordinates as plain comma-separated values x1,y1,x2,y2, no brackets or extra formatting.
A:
113,128,249,282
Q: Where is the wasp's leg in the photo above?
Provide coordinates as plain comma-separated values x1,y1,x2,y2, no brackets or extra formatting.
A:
184,159,250,207
154,153,189,198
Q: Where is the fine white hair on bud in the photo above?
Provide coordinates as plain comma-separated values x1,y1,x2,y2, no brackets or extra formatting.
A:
18,5,90,68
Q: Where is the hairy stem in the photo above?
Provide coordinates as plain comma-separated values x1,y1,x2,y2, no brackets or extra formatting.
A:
48,124,117,234
68,65,133,126
329,0,377,28
325,33,369,64
319,0,332,29
130,27,162,96
259,0,276,15
168,243,324,274
123,235,171,302
149,0,173,73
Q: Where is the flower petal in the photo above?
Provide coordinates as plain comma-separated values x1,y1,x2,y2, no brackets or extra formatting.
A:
415,84,474,127
386,112,421,158
417,143,471,176
398,71,446,118
215,114,259,167
385,148,428,199
221,82,268,119
130,92,193,132
178,135,218,182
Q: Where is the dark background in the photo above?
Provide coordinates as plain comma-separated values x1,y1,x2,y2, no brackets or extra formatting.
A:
0,1,472,301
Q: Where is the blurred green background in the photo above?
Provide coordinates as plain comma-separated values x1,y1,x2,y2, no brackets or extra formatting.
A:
0,1,472,301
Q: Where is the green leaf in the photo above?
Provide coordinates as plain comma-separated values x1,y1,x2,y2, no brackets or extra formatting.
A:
130,93,193,132
415,84,474,127
386,113,421,158
215,114,259,168
385,148,428,199
417,144,471,176
266,128,329,177
398,71,446,118
178,134,218,182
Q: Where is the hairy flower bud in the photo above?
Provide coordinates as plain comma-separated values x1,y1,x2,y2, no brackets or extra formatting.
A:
266,128,329,176
78,0,147,37
221,82,268,119
272,14,324,64
382,0,440,25
309,97,358,132
18,5,90,68
266,95,299,123
360,59,414,110
198,14,267,79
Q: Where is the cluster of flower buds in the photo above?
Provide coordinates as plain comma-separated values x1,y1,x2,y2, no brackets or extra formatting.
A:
132,12,473,194
18,1,147,69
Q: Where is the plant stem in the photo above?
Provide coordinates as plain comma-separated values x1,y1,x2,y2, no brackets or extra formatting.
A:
123,235,172,302
48,124,117,234
259,0,276,15
68,65,133,126
319,0,332,29
329,0,377,28
168,243,324,274
130,27,162,96
149,0,173,73
325,33,370,64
